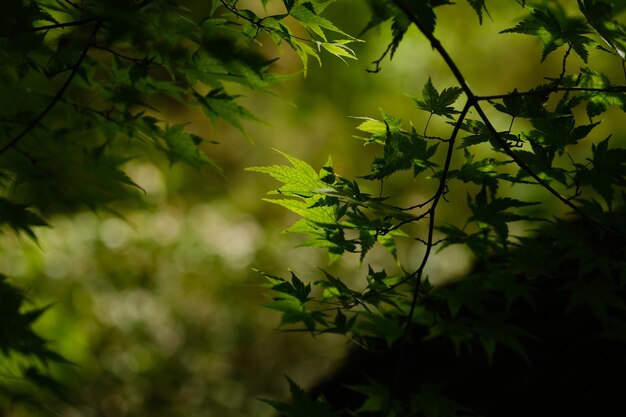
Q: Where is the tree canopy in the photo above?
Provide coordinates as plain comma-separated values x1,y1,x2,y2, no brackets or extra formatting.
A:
1,0,626,416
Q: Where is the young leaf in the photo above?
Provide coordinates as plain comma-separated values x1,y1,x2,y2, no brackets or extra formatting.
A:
288,1,352,41
246,150,329,198
353,111,403,144
318,40,358,62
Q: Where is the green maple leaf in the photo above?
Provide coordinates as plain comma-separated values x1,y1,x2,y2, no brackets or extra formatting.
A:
577,136,626,206
578,0,626,60
529,115,599,154
409,77,463,119
261,377,342,417
468,187,539,244
248,151,354,258
262,271,312,303
353,111,403,145
501,7,595,62
465,0,490,24
492,89,550,119
197,88,260,135
162,124,220,170
366,126,439,179
564,68,626,118
446,149,511,196
513,139,568,185
246,149,329,198
0,198,48,242
362,0,452,63
288,1,352,41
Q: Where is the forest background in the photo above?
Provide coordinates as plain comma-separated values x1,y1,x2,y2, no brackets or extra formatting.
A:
2,0,626,416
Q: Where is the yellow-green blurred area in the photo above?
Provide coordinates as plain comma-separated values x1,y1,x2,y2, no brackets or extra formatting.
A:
2,1,626,416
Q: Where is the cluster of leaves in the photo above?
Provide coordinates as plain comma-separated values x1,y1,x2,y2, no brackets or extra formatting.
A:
223,0,360,73
252,0,626,415
2,0,626,415
0,275,69,410
0,0,355,409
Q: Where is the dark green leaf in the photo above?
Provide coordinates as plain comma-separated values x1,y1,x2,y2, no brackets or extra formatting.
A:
261,376,342,417
529,115,599,154
409,77,463,119
0,197,48,241
579,0,626,60
410,383,471,417
465,0,490,24
502,7,594,62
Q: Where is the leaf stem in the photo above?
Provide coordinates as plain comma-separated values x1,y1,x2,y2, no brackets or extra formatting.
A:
424,112,433,136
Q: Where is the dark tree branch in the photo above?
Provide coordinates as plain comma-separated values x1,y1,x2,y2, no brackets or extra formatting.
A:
25,19,96,33
376,3,626,415
384,100,472,417
0,21,102,156
476,85,626,101
389,0,618,237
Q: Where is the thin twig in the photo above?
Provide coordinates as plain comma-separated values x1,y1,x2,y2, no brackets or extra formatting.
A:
367,42,393,74
0,21,102,156
91,45,147,64
557,43,573,86
399,195,437,211
220,0,311,43
23,19,96,33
